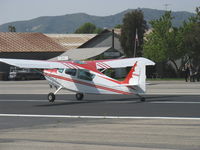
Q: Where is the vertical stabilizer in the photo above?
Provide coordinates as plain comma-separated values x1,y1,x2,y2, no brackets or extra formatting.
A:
121,61,147,93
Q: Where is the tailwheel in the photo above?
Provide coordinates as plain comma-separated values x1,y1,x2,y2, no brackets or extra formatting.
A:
137,94,146,102
140,97,146,102
48,92,55,102
76,93,84,101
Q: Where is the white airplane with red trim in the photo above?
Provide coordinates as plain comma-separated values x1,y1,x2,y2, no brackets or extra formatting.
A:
0,57,155,102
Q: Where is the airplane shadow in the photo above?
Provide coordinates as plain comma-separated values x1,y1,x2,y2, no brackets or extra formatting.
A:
35,95,180,107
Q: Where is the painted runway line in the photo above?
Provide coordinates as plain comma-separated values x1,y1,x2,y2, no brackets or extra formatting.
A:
0,114,200,120
150,101,200,104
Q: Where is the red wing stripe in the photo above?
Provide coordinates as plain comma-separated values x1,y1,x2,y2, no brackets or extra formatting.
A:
96,63,106,69
97,62,109,69
101,62,111,68
61,63,70,68
67,63,77,69
63,63,79,69
99,62,109,68
69,63,79,69
66,63,75,69
44,73,132,95
63,63,74,69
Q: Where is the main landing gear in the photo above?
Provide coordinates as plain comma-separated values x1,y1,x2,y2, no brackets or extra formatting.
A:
47,87,84,102
47,86,62,102
48,92,55,102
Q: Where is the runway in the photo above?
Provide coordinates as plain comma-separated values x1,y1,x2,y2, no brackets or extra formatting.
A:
0,94,200,118
0,81,200,150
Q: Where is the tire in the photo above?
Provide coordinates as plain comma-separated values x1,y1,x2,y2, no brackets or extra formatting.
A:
48,92,55,102
76,93,84,101
140,97,146,102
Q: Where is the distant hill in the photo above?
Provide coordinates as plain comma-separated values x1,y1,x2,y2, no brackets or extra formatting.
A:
0,8,194,33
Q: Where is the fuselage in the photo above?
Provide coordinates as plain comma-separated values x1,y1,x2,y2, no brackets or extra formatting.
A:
43,64,136,95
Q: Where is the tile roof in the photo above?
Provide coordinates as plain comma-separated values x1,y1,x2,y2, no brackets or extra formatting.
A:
45,34,96,50
0,32,66,52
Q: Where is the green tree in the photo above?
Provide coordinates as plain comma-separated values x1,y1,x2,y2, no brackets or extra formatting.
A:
120,10,147,57
75,22,102,34
8,25,16,32
114,24,122,29
144,8,200,77
179,7,200,67
143,11,183,73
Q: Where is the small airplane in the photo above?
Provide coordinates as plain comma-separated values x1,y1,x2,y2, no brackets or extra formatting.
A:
0,57,155,102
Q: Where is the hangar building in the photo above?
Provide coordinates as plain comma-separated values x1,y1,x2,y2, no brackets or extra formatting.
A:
0,32,66,79
0,29,124,80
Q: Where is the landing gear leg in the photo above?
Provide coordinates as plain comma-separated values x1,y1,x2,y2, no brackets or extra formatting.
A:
47,86,62,103
76,93,84,101
137,94,146,102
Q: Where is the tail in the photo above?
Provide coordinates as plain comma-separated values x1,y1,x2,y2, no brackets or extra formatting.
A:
121,61,149,93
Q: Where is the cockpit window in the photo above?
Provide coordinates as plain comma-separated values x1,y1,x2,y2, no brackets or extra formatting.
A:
58,68,64,73
65,69,77,76
78,69,95,81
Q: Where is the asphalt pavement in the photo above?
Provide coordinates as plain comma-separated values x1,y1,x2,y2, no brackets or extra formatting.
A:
0,94,200,118
0,80,200,150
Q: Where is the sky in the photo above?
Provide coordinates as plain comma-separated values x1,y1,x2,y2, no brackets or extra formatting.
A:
0,0,199,25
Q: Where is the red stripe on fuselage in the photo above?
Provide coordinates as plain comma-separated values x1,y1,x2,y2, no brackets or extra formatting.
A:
44,73,132,95
44,69,58,73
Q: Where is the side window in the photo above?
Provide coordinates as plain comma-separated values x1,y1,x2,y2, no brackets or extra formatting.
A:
78,69,95,81
65,69,76,76
58,68,64,73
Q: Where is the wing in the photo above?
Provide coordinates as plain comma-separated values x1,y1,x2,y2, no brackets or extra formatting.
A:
0,57,155,70
0,58,67,69
88,57,155,69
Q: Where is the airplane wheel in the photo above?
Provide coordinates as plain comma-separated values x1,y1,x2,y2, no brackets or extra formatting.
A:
76,93,84,101
140,97,145,102
48,92,55,102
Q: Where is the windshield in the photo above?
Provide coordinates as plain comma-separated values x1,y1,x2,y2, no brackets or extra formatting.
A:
77,69,95,81
65,69,77,76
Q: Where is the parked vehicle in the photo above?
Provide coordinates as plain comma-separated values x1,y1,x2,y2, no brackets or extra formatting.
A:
9,66,44,80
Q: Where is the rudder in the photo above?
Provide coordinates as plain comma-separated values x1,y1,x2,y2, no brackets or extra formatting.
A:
121,61,146,93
